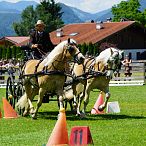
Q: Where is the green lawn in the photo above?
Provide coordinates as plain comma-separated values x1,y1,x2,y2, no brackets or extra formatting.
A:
0,86,146,146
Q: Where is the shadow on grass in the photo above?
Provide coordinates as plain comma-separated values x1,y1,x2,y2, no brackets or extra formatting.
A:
37,110,146,121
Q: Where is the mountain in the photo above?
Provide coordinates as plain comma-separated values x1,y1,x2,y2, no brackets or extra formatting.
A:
60,3,82,24
0,13,21,37
95,0,146,21
70,7,112,22
0,1,38,13
0,1,38,37
140,0,146,11
95,9,113,21
0,0,146,37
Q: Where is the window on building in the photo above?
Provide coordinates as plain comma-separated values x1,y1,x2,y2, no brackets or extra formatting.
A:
129,52,132,59
137,52,140,60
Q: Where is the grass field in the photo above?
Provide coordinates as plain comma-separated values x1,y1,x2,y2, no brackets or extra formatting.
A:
0,86,146,146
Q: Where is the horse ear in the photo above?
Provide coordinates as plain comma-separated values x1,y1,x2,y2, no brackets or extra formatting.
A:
121,50,124,55
110,48,114,55
68,38,70,44
119,50,124,59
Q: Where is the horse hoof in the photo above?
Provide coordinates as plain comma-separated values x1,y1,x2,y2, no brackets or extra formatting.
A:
23,110,29,117
76,113,80,117
57,113,60,119
30,108,35,115
31,114,37,119
80,112,86,118
98,105,104,111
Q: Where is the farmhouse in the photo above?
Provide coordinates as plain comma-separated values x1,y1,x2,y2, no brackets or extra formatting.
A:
0,21,146,60
50,21,146,60
0,36,29,47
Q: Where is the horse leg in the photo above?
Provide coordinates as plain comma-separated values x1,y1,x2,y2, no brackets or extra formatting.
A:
58,94,64,109
98,88,110,111
80,82,92,117
31,88,45,119
72,85,78,110
76,92,84,116
65,98,74,111
16,92,29,116
16,79,34,116
29,88,38,114
22,84,39,116
82,89,90,116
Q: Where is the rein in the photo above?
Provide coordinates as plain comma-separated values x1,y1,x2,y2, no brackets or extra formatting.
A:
21,45,82,86
68,57,107,84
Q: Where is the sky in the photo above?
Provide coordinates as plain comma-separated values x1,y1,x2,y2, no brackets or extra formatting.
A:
0,0,126,13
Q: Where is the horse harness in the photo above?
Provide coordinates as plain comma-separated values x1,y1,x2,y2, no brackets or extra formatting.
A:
66,57,107,85
21,44,82,87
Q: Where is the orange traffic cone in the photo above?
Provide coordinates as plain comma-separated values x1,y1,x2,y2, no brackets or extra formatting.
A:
91,91,105,114
46,108,69,146
2,98,18,119
0,108,2,119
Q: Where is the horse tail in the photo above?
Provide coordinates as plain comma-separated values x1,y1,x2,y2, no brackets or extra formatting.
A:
16,93,29,112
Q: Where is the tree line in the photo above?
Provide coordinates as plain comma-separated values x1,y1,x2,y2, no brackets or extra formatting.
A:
0,46,23,60
0,43,100,60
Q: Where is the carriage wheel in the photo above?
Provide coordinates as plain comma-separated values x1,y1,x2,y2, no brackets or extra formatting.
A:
6,76,16,109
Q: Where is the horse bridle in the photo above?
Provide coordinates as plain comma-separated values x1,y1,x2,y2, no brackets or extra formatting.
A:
106,50,120,71
65,43,83,64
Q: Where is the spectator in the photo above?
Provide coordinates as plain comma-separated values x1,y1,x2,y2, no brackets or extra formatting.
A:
122,55,132,80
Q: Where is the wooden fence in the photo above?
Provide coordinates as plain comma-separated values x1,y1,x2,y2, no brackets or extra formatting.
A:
110,62,146,86
0,68,20,88
0,62,146,88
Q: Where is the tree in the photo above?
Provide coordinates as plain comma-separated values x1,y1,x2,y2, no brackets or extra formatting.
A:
93,44,99,56
13,6,37,36
36,0,64,33
88,42,94,55
79,43,88,55
6,47,12,59
112,0,146,26
143,9,146,27
13,0,64,36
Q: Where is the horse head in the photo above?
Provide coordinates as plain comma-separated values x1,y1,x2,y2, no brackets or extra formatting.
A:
106,47,123,79
64,38,85,64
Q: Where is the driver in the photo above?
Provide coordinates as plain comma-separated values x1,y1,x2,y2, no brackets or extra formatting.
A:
29,20,54,59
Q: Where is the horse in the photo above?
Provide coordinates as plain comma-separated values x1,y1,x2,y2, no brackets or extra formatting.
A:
16,38,85,119
68,47,123,116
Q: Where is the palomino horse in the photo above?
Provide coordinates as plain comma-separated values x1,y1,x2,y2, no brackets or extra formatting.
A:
16,38,85,119
69,47,123,116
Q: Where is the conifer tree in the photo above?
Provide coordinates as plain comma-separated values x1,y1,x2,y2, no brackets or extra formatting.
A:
13,0,64,36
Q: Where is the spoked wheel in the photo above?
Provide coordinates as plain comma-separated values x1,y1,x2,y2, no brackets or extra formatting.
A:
6,76,16,109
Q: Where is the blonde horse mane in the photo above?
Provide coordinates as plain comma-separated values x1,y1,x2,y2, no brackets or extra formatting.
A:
95,47,121,64
41,39,76,67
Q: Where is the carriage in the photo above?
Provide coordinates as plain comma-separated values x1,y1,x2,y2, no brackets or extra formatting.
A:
5,45,74,110
5,39,123,119
5,39,84,115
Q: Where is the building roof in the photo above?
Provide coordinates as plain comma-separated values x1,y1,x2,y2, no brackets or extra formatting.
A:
0,36,30,46
50,21,136,45
0,21,138,47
